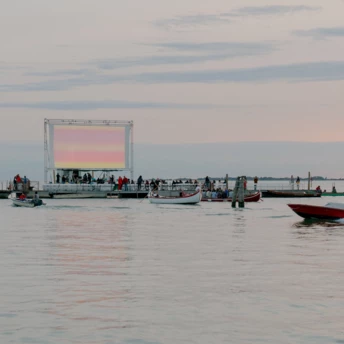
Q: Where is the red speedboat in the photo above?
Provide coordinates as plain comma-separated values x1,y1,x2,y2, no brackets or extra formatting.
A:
288,203,344,220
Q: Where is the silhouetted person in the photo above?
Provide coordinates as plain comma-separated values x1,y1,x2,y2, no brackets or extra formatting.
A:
137,175,143,190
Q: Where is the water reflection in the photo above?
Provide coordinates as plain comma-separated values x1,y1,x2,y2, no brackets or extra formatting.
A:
43,208,134,330
3,198,344,344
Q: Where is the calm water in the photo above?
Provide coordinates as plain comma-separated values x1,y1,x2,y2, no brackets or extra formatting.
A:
2,182,344,344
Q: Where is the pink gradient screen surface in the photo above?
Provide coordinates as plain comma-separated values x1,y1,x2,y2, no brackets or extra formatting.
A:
53,125,126,169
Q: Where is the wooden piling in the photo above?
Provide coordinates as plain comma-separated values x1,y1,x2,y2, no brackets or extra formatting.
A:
238,177,245,208
231,177,239,208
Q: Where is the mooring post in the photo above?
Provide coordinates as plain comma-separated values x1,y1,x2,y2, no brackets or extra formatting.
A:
308,172,311,191
238,177,245,208
231,177,239,208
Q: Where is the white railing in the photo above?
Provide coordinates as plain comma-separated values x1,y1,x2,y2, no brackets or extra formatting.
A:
41,181,308,193
1,179,311,192
0,181,40,191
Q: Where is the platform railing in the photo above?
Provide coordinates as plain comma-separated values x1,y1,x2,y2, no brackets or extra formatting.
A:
1,179,311,192
41,182,263,193
0,181,40,192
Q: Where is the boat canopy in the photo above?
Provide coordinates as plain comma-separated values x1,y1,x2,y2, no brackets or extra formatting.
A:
325,203,344,210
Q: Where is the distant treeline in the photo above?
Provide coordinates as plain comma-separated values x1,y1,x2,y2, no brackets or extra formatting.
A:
193,176,342,181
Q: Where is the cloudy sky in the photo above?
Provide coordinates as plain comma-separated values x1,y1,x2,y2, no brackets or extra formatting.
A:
1,0,344,179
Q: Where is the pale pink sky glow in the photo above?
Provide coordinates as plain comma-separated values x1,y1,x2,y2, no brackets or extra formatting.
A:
1,0,344,145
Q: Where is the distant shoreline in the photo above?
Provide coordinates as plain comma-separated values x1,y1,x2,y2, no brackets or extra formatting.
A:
199,177,342,181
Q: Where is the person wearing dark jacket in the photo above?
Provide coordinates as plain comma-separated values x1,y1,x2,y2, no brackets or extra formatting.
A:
137,175,143,190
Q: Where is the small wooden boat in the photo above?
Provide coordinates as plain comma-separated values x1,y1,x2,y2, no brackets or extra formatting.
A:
263,190,321,198
202,191,261,203
12,199,45,208
148,190,201,204
288,203,344,220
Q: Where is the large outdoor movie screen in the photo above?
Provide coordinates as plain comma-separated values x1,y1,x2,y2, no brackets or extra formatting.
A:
52,125,126,169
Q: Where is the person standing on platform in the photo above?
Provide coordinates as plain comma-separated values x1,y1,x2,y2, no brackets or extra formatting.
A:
205,176,210,189
296,176,300,190
123,176,128,191
16,174,22,188
254,176,258,191
22,176,28,192
137,175,143,190
118,176,123,190
56,173,60,184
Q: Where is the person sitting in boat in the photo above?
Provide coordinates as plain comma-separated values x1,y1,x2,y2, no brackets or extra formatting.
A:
332,186,337,193
19,193,26,200
206,189,212,198
211,190,217,199
315,185,322,194
34,191,40,200
224,188,229,198
195,185,201,193
220,190,227,198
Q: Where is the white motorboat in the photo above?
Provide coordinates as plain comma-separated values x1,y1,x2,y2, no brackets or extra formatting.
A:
12,199,45,208
148,190,202,205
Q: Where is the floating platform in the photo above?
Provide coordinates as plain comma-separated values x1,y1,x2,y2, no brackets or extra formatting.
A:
50,191,149,199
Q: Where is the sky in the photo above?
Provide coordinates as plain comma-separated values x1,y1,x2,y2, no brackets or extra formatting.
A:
1,0,344,179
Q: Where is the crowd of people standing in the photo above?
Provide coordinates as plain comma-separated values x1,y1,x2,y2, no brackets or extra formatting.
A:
11,174,31,191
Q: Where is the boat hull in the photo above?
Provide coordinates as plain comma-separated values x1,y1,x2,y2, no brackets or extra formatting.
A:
288,204,344,220
322,192,344,197
149,191,201,204
263,190,321,198
12,199,45,207
50,192,107,199
0,191,11,199
202,192,261,203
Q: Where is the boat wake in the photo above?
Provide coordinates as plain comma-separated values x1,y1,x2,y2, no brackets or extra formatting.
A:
268,215,293,219
293,219,344,229
205,213,233,216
